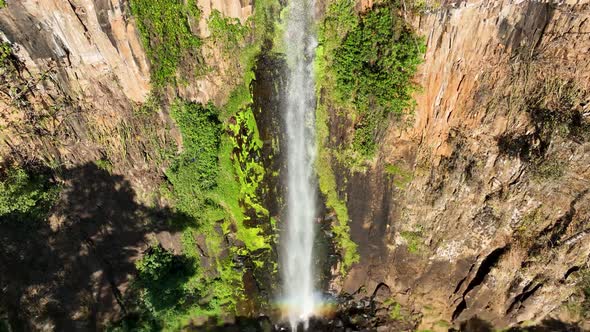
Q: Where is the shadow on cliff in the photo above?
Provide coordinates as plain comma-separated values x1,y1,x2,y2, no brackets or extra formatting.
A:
454,316,585,332
0,162,192,331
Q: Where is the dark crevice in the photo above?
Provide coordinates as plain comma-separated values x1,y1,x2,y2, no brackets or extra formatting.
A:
370,283,390,300
532,189,589,254
462,246,508,297
451,247,508,321
452,260,477,297
453,275,468,296
506,279,544,314
563,266,580,281
451,299,467,321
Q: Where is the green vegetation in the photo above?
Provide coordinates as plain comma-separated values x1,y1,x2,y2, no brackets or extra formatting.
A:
384,163,413,189
95,159,113,173
400,229,423,254
130,0,201,86
166,102,221,217
134,245,196,314
228,107,269,220
208,10,248,53
128,100,266,328
514,209,544,248
0,42,11,64
530,158,565,181
389,302,403,320
328,0,425,158
316,104,359,272
0,165,59,221
579,270,590,318
0,0,5,8
315,0,424,274
411,0,441,12
435,320,451,328
122,0,282,324
333,3,425,157
382,298,411,322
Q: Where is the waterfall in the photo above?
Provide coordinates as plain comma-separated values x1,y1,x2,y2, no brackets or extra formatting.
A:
281,0,318,329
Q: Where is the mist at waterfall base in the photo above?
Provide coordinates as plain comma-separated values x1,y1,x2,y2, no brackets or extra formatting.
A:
279,0,322,329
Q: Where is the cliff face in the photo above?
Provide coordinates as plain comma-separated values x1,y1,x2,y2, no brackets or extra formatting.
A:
0,0,250,175
0,0,252,329
1,0,589,330
339,0,590,329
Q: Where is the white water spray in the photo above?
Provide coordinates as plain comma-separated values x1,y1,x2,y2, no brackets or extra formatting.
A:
281,0,318,329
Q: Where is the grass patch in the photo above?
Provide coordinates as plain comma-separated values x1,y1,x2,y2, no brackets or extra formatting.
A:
400,230,423,254
208,10,249,54
130,0,201,86
316,103,359,273
384,163,413,189
95,159,113,174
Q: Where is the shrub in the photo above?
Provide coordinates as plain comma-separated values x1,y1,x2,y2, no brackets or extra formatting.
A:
130,0,201,86
0,165,58,221
166,102,221,216
135,245,196,309
208,10,248,53
332,2,425,157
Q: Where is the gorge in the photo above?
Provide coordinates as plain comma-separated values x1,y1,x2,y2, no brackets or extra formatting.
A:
0,0,589,332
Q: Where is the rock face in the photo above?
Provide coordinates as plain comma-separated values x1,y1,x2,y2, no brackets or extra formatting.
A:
0,0,251,173
0,0,151,102
339,0,590,329
0,0,253,330
1,0,589,330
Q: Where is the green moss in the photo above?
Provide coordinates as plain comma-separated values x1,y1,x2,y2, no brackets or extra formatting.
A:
400,230,423,254
208,10,248,53
384,163,413,189
389,302,403,320
129,0,201,86
316,104,359,273
95,159,113,174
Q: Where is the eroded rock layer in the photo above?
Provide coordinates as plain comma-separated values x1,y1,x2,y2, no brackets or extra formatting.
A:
338,0,590,330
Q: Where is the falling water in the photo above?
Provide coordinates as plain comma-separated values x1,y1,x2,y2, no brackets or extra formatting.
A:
281,0,318,329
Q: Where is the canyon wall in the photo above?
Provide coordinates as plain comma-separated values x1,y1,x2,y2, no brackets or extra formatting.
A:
0,0,249,177
1,0,589,330
339,0,590,329
0,0,253,329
